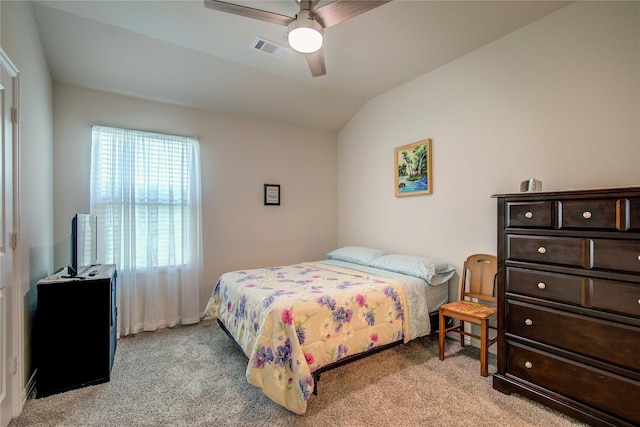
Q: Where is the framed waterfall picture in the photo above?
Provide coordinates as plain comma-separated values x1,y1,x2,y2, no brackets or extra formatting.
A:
395,139,432,197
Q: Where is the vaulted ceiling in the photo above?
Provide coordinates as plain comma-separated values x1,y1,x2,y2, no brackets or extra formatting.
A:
32,1,570,132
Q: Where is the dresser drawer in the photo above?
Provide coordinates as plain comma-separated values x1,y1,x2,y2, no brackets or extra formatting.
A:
592,239,640,273
507,301,640,371
588,278,640,318
507,343,640,425
629,198,640,231
506,267,640,317
559,199,617,230
507,235,588,268
506,202,553,228
506,267,582,304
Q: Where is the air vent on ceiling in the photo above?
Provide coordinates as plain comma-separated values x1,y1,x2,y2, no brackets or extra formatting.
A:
252,37,288,58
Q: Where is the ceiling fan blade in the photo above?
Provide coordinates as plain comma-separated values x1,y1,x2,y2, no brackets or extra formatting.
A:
311,0,391,28
305,48,326,77
203,0,294,26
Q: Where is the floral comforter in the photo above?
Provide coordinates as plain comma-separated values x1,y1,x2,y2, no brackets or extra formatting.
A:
205,262,423,414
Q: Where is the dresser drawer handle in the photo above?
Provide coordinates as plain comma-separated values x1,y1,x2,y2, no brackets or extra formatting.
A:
525,211,533,219
524,319,533,326
537,282,546,289
537,246,546,254
582,211,592,219
524,361,533,369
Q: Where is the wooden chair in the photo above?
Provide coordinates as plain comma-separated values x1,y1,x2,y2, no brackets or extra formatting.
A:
438,254,498,376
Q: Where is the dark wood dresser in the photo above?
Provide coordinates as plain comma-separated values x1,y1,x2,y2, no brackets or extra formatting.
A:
492,187,640,427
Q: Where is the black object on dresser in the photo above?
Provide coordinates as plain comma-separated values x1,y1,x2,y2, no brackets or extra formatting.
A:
36,264,117,398
493,187,640,427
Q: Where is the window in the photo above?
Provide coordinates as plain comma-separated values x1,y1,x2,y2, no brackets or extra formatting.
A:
90,125,202,269
90,125,203,335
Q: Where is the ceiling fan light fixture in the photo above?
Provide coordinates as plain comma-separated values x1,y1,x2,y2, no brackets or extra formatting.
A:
287,11,323,54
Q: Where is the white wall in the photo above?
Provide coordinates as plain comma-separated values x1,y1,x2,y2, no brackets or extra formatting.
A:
337,1,640,297
52,84,338,310
1,0,54,392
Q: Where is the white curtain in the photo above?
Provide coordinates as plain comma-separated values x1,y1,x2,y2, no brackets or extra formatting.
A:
90,125,203,336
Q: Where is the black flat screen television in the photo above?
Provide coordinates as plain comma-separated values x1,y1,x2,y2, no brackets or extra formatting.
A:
69,213,98,276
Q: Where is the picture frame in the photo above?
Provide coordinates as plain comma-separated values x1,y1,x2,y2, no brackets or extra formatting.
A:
395,139,432,197
264,184,280,206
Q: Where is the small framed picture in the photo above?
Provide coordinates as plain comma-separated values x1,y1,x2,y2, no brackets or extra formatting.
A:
264,184,280,206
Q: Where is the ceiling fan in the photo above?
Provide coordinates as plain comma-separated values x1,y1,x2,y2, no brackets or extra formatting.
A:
203,0,391,77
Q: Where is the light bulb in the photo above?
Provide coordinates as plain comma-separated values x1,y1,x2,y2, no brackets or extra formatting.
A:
288,27,323,53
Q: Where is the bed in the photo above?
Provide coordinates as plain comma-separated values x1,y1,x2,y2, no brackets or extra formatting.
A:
204,247,455,414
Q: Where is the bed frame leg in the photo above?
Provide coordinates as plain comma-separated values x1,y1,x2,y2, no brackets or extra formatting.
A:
312,372,321,395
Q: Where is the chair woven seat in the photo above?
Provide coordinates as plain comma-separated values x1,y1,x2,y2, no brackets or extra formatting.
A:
442,300,497,318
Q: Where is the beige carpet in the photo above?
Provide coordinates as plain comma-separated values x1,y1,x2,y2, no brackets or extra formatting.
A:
11,319,586,426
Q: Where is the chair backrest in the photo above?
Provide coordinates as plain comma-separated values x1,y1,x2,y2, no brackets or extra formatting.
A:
460,254,497,303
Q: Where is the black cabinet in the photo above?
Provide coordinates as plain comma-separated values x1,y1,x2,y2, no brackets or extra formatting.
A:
36,264,117,398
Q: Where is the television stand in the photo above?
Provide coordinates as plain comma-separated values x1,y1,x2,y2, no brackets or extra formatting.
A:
35,264,117,397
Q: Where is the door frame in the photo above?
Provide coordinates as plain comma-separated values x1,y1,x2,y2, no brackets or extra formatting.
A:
0,48,23,423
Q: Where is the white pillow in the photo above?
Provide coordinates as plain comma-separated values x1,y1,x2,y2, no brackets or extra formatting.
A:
368,254,455,285
326,246,388,266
